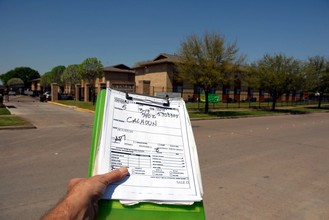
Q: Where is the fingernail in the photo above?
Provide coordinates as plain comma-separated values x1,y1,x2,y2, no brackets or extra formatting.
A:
119,167,129,176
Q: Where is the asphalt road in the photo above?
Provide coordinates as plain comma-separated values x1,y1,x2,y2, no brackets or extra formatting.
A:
1,96,328,220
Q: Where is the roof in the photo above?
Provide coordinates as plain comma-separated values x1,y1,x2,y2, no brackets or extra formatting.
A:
103,64,135,74
153,53,181,63
133,53,181,69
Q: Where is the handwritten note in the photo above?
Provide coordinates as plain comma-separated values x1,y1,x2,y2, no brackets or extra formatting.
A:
95,89,202,203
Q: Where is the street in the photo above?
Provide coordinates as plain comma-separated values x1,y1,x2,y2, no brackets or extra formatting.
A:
1,96,329,219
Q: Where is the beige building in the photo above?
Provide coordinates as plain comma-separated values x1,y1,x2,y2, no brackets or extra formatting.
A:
133,54,194,99
31,78,42,95
76,64,135,102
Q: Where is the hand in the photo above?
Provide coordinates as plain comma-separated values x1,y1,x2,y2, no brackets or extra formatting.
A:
41,167,129,220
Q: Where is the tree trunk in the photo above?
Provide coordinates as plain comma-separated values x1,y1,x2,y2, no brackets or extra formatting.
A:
271,95,277,111
318,92,323,108
205,90,209,113
90,79,96,105
91,86,96,105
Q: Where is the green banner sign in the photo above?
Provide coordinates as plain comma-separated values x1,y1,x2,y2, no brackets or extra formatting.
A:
200,94,220,103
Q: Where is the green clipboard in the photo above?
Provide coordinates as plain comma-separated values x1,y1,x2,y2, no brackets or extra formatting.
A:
88,89,206,220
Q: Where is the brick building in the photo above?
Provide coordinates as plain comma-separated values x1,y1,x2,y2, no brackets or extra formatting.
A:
133,53,195,100
76,64,135,102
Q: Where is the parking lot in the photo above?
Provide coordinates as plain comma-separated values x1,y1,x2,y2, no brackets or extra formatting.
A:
1,96,329,220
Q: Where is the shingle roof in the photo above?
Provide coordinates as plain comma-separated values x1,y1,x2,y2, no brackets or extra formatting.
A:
103,64,135,73
133,53,181,69
153,53,181,63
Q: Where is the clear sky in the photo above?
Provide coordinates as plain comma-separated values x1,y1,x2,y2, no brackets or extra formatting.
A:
1,0,328,76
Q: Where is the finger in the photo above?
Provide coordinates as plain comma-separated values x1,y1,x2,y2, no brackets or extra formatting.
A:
97,167,129,186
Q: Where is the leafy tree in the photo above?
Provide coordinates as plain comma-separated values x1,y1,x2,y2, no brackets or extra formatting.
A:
7,78,24,94
80,57,103,104
0,67,40,88
61,64,81,94
50,65,66,88
305,56,329,108
249,54,302,110
40,72,53,91
7,78,24,86
177,32,244,113
39,65,66,92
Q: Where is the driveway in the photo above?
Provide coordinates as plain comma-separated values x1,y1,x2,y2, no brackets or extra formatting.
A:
1,96,329,220
0,96,94,219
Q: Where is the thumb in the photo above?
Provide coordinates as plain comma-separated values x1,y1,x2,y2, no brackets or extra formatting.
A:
97,167,129,186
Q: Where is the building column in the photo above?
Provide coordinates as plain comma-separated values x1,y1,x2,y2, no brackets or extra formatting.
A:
51,83,59,101
84,84,90,102
75,84,80,101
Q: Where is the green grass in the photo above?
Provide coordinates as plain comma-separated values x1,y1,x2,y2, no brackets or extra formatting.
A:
54,100,328,119
185,100,324,111
188,104,329,118
189,109,278,118
0,104,33,127
288,105,329,113
0,104,11,115
0,116,32,126
56,100,96,111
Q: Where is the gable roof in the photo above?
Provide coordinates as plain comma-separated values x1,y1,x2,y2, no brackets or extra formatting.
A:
103,64,135,73
133,53,181,69
153,53,181,63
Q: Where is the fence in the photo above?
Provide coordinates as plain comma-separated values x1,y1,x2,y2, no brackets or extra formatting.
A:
186,93,329,110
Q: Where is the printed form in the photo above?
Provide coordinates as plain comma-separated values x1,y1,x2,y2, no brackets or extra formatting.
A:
95,89,202,203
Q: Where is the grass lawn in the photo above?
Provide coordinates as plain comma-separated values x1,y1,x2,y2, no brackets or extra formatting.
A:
188,109,278,118
185,100,324,111
0,104,33,127
0,104,11,115
0,116,32,127
188,104,329,118
54,100,328,119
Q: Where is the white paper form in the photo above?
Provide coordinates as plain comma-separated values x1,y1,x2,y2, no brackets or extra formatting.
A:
95,89,202,203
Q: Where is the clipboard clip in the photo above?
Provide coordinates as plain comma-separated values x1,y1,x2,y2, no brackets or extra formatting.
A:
126,92,170,107
126,92,133,100
163,99,170,107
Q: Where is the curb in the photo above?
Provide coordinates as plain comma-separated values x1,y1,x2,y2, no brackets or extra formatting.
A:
0,124,36,130
48,101,95,113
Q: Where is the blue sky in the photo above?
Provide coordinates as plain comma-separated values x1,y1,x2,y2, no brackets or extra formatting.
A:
1,0,328,77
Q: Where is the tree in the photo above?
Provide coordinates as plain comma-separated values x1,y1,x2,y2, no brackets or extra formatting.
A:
249,54,302,110
61,64,81,94
0,67,40,88
177,32,244,113
305,56,329,108
40,72,53,91
7,78,24,95
80,57,103,104
39,65,66,92
50,65,66,89
7,78,24,87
